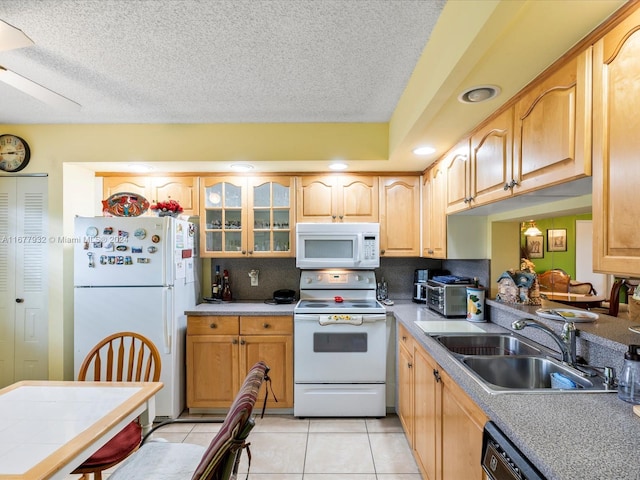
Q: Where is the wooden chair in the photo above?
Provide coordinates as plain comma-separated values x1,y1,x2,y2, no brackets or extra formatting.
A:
537,269,571,294
73,332,161,480
108,361,269,480
592,279,627,317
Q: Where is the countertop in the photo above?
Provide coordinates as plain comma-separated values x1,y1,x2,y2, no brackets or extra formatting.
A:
388,300,640,480
185,298,640,479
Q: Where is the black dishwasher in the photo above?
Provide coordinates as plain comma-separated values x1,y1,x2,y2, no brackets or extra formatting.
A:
482,422,547,480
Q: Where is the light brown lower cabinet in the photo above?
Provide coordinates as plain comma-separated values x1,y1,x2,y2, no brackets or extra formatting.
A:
397,323,487,480
186,315,293,409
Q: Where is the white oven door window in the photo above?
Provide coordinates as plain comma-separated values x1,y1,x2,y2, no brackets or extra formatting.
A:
294,315,386,383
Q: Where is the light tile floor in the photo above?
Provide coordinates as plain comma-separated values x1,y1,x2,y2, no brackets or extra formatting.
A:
70,414,422,479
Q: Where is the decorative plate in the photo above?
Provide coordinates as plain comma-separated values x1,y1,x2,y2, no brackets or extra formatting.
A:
102,192,150,217
536,308,598,323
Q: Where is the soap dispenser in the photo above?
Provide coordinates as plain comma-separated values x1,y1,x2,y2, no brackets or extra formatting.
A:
618,345,640,404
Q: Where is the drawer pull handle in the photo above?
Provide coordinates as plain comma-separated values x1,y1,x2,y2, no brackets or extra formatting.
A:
263,323,270,329
209,323,217,329
232,339,238,345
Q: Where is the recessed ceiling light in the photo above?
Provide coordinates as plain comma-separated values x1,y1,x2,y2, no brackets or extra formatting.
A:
329,162,348,171
230,163,254,172
412,146,436,156
127,163,153,173
458,85,501,104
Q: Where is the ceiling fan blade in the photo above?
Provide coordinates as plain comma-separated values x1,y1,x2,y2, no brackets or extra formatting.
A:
0,19,34,51
0,65,81,111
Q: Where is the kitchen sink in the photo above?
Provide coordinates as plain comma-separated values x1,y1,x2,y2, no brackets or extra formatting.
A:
433,333,544,357
432,333,616,394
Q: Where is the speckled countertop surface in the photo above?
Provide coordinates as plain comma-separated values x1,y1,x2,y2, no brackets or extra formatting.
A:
185,299,640,479
388,300,640,480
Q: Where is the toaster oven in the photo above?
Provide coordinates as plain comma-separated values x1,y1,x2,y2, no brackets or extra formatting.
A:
426,279,472,317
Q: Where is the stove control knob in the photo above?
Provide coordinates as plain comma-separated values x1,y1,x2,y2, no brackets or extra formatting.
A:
305,277,312,284
354,274,361,281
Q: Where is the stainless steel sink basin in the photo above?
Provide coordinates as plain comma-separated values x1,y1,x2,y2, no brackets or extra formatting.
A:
433,333,543,357
432,333,616,394
461,355,608,392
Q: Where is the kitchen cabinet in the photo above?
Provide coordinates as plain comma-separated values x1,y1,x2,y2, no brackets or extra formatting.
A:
296,174,378,223
593,7,640,276
379,176,420,256
397,323,487,480
422,162,447,259
513,47,592,193
102,175,199,216
0,177,49,388
469,107,515,208
186,315,293,409
444,139,472,214
200,176,294,257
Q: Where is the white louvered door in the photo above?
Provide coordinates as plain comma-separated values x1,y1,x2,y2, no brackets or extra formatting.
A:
0,177,48,387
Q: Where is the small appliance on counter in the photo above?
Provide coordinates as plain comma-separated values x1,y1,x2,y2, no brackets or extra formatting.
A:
426,275,475,317
413,268,446,303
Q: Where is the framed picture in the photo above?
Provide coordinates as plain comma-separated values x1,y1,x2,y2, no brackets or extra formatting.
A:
547,228,567,252
526,235,544,258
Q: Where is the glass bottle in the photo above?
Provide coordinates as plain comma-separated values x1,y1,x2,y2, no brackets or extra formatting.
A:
222,269,232,302
213,265,222,299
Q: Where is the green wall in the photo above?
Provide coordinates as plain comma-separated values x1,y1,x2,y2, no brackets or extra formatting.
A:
521,213,592,279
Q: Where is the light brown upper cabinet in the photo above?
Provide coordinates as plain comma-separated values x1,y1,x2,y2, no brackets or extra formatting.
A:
513,48,592,193
200,176,295,258
102,176,199,216
422,163,447,259
445,126,515,216
469,107,515,209
379,176,420,257
296,174,379,223
444,139,471,214
593,7,640,276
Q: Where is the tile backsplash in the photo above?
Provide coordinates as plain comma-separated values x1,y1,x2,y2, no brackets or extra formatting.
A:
206,257,490,301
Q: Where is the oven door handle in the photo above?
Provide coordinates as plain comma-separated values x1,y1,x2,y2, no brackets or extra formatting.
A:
319,316,363,326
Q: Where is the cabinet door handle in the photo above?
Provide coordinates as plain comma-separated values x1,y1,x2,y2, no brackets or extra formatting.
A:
504,182,510,191
402,335,407,341
232,338,238,345
510,179,519,189
433,369,441,383
381,249,385,255
248,250,253,255
240,339,246,345
263,323,270,329
209,323,217,329
15,298,24,303
241,250,247,254
408,362,413,369
332,215,337,220
339,215,344,220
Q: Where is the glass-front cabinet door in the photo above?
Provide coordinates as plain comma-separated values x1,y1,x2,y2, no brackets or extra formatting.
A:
247,177,294,257
201,177,247,256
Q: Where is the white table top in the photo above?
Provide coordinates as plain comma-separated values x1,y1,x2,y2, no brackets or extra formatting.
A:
0,380,162,480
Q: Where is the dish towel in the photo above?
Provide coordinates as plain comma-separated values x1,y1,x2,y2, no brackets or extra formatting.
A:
550,372,577,389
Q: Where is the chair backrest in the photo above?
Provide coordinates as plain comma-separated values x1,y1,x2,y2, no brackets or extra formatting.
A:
192,361,268,480
78,332,161,382
607,279,626,317
537,269,571,294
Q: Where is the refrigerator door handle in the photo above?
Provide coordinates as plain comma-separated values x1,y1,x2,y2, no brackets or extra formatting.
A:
163,287,172,354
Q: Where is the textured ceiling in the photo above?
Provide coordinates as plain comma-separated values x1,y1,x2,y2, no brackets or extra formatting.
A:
0,0,445,124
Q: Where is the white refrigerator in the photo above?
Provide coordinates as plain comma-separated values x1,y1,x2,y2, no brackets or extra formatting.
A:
73,216,198,418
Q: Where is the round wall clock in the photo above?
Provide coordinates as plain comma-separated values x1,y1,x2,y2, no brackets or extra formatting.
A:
0,134,31,172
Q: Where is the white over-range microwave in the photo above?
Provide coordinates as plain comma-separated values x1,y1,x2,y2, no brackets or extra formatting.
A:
296,222,380,269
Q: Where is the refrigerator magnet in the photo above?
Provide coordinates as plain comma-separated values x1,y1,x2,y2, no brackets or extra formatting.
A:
137,258,150,263
103,226,113,235
147,246,157,254
151,235,160,243
87,252,95,268
134,228,146,240
86,226,98,237
124,256,132,265
132,246,142,254
104,242,114,252
100,255,108,265
116,245,127,251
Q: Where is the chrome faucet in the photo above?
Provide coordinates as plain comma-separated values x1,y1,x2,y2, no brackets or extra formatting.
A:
512,318,577,365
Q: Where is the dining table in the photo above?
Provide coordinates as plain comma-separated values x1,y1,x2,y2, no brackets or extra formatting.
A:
542,292,606,309
0,380,163,480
